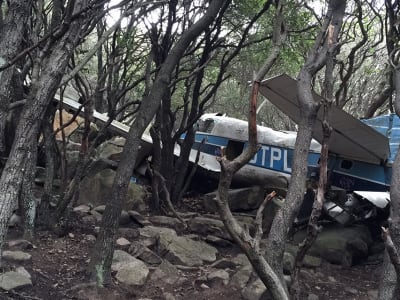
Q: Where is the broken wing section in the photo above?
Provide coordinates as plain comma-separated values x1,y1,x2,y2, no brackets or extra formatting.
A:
259,74,390,165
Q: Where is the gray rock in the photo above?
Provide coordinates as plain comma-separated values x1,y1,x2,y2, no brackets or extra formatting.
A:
116,237,131,247
118,228,140,240
93,205,106,213
96,137,125,161
0,271,32,290
114,260,149,286
73,204,91,214
203,186,265,212
128,241,162,266
119,210,131,225
149,215,182,229
9,214,21,227
112,250,149,286
232,253,250,267
128,210,151,226
160,234,218,266
303,255,322,268
283,252,295,274
2,251,32,262
89,209,102,222
241,279,267,300
230,264,252,289
307,293,319,300
189,217,231,240
292,224,372,266
150,260,180,285
7,239,35,250
139,226,177,240
15,267,31,279
205,235,233,248
211,258,238,270
207,269,230,286
78,168,146,210
368,289,378,300
163,292,176,300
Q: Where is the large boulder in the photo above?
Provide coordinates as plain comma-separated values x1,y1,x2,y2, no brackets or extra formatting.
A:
203,186,265,212
0,271,32,291
139,226,218,266
78,168,146,210
96,137,126,162
292,224,372,266
188,216,231,240
112,250,149,286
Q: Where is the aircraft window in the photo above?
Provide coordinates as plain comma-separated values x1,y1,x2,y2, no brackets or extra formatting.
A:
340,160,353,170
198,119,215,133
226,140,244,160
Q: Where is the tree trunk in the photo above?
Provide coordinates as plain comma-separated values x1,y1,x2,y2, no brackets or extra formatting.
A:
265,0,346,285
0,0,89,253
379,61,400,299
0,0,32,156
88,0,230,285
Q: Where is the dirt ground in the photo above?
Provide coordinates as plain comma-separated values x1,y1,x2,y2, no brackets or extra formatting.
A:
0,210,382,300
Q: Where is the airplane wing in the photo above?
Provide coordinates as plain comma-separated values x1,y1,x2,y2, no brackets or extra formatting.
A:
259,74,390,165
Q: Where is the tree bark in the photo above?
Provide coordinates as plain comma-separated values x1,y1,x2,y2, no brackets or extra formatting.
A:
265,0,346,286
0,0,89,253
0,0,33,156
88,0,230,285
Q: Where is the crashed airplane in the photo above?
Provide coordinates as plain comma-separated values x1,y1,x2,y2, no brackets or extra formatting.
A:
177,74,395,224
54,74,395,225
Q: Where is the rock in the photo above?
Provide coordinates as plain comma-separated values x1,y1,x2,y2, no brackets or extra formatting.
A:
2,251,32,262
119,210,131,225
128,210,151,227
205,235,233,248
207,269,230,286
118,228,140,240
150,260,180,285
93,205,106,213
149,215,182,229
7,239,35,250
303,255,322,268
159,234,218,266
116,237,131,247
9,214,22,227
200,283,210,289
112,250,149,286
367,289,378,300
140,226,218,266
203,186,265,212
139,226,177,240
188,217,231,240
211,258,237,270
65,151,80,178
15,267,31,279
78,168,146,210
128,241,162,266
241,279,267,300
283,252,295,274
73,205,91,214
163,292,176,300
232,253,250,267
230,265,252,289
96,137,126,161
344,287,358,295
89,210,102,222
114,260,149,286
0,271,32,290
292,224,372,266
307,293,319,300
